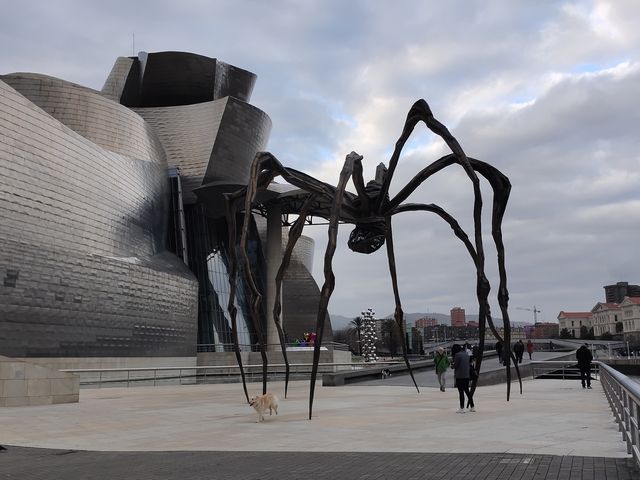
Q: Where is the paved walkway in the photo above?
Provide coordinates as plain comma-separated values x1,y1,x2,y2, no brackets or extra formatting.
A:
0,375,637,479
1,448,634,479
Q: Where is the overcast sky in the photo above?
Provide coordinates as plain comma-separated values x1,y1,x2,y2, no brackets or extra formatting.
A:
2,0,639,324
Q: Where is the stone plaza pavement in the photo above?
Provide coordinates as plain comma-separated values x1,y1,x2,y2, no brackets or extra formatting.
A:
1,376,637,479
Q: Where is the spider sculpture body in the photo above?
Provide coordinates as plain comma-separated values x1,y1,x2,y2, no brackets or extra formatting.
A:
225,99,521,420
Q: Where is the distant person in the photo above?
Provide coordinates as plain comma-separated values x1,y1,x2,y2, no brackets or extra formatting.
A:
576,343,593,389
526,340,534,360
472,344,479,360
513,340,524,364
452,343,475,413
495,341,503,365
434,347,450,392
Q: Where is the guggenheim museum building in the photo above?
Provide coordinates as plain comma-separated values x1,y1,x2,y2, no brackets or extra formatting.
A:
0,51,332,369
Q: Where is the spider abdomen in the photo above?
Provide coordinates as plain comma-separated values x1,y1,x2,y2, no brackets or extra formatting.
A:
347,220,386,254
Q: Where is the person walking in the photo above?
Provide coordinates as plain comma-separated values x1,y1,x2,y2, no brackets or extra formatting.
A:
452,343,475,413
513,340,524,364
434,346,450,392
576,343,593,389
526,340,534,360
495,340,503,365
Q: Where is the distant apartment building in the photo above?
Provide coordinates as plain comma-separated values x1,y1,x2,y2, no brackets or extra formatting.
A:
557,311,592,338
415,317,438,328
523,324,535,338
484,326,526,343
530,322,560,339
604,282,640,304
450,307,466,327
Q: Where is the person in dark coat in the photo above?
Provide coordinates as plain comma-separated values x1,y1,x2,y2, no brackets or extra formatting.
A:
452,343,475,413
513,340,524,364
495,341,503,365
576,343,593,389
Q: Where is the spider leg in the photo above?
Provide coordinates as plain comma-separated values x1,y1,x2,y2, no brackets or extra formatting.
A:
378,100,482,222
273,194,318,398
390,151,521,399
379,101,487,340
228,151,356,414
223,193,250,403
238,157,271,396
351,156,370,212
224,152,310,399
384,214,419,392
379,102,490,385
308,151,362,420
472,159,521,396
392,203,500,395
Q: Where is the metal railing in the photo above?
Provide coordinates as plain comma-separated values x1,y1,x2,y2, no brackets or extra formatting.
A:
599,362,640,469
530,360,639,470
529,360,600,381
196,342,351,352
61,361,404,388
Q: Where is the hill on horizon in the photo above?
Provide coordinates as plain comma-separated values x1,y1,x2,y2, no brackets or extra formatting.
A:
329,311,529,331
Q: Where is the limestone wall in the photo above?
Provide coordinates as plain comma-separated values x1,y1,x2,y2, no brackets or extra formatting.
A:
0,356,79,407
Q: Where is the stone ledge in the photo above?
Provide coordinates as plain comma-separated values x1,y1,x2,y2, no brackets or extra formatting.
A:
322,351,508,386
322,359,434,386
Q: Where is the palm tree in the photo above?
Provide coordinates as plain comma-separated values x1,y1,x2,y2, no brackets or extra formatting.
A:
349,316,363,356
381,318,401,357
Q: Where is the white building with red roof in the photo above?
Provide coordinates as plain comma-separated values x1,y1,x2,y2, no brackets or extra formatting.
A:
557,311,593,338
619,296,640,341
591,302,623,336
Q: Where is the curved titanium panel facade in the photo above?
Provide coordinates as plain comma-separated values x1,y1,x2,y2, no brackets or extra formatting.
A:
203,97,272,184
139,52,216,107
282,235,333,343
135,97,271,204
118,52,256,108
289,235,315,273
213,61,257,102
2,73,166,163
0,79,198,357
283,266,334,343
1,50,327,360
264,231,333,343
133,99,226,204
100,56,135,103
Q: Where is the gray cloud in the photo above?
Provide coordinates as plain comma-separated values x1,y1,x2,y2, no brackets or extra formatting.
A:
2,0,639,324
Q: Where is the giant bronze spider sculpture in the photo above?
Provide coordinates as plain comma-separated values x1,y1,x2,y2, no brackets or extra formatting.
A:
225,99,521,419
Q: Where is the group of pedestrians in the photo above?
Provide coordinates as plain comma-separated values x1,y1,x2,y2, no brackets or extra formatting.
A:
494,339,534,365
435,343,477,413
436,339,595,414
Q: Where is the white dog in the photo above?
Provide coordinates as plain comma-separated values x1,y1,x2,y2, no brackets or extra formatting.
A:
249,393,279,423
